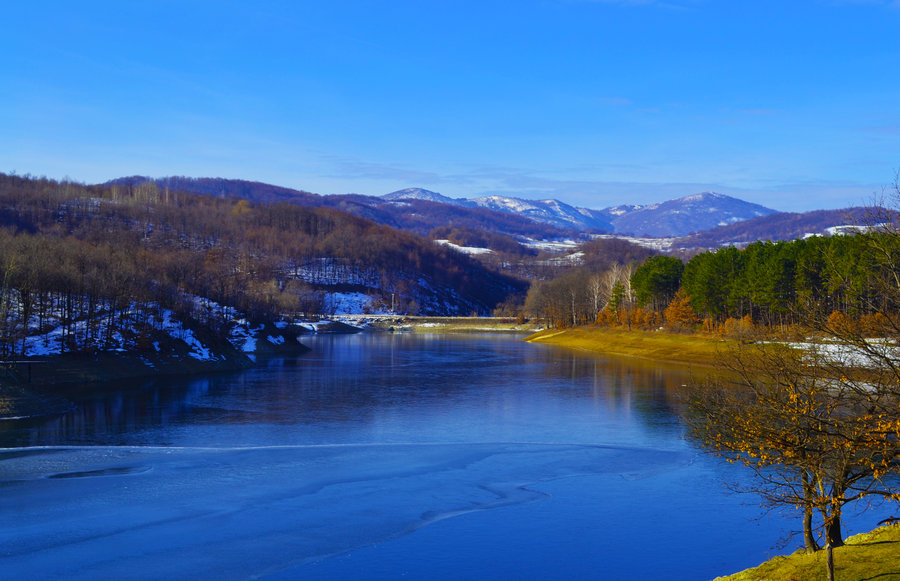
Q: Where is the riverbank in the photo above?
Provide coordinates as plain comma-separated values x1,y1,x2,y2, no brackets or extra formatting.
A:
525,326,734,369
715,523,900,580
0,350,255,420
0,321,314,421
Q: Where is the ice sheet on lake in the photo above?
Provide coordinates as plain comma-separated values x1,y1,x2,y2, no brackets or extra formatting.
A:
0,443,691,580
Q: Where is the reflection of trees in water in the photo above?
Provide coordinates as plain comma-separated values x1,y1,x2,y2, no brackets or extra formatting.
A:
0,376,222,446
0,334,705,447
533,346,701,435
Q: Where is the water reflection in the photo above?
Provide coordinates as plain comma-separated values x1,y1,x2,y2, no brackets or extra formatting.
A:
0,333,704,450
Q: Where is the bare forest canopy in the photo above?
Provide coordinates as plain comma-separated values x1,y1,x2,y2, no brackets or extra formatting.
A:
103,176,661,284
0,173,527,357
106,176,570,242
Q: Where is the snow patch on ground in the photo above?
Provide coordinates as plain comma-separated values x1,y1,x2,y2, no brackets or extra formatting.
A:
590,234,677,252
788,338,899,369
228,323,264,353
178,327,221,361
325,292,380,315
434,240,494,255
521,239,580,253
17,295,281,360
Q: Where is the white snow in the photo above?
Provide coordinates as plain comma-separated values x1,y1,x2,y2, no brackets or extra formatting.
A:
15,294,290,361
179,328,219,361
589,234,678,252
325,292,380,315
521,239,580,253
228,323,264,353
471,195,539,213
434,240,494,255
787,338,899,369
826,224,871,236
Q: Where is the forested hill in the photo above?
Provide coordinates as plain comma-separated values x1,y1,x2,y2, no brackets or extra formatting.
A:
106,176,569,241
0,173,526,358
678,207,875,247
107,175,322,205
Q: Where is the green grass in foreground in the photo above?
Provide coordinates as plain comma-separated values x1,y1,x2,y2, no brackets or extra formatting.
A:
715,524,900,580
526,326,733,369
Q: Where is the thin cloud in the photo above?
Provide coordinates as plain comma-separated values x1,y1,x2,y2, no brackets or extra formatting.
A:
738,108,777,116
598,97,633,106
861,124,900,135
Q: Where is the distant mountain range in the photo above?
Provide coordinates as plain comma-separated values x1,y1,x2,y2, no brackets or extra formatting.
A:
608,193,775,237
678,207,875,247
378,188,612,230
382,187,468,206
380,188,777,237
105,176,867,245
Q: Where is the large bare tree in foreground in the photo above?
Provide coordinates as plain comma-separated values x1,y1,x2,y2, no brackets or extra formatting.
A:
687,184,900,580
686,341,900,580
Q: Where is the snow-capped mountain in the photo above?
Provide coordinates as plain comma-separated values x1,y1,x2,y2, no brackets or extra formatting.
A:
378,189,775,237
608,192,776,237
605,204,643,217
470,195,614,231
458,192,775,236
383,188,471,206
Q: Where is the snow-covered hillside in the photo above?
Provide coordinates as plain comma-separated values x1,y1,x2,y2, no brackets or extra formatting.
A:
379,188,774,237
19,296,317,362
470,195,613,231
383,188,472,206
609,192,775,237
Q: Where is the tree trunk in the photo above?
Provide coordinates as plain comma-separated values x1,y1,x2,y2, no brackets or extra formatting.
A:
825,514,844,548
803,506,819,552
825,543,835,581
802,472,820,552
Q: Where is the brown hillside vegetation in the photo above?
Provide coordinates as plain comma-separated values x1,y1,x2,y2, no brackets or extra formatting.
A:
0,173,526,358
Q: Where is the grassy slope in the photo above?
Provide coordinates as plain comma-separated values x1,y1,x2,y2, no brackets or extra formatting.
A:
715,524,900,580
525,325,734,369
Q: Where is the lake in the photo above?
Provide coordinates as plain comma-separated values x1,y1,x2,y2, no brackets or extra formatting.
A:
0,333,889,579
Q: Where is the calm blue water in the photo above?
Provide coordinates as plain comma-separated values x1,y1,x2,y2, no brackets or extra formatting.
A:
0,333,890,579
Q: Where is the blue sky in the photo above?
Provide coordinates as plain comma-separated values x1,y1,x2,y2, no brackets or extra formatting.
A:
3,0,899,212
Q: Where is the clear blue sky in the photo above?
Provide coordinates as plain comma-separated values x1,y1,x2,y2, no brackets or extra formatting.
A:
3,0,899,212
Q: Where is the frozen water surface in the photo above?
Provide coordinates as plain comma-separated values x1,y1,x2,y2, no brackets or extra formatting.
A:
0,334,891,579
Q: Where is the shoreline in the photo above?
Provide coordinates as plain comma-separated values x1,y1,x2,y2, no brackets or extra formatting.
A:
0,351,264,422
525,325,735,370
0,325,316,422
